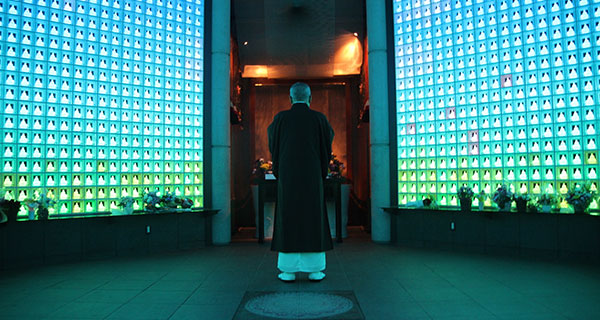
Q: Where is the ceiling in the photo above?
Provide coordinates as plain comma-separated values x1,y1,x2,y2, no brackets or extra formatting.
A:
232,0,366,79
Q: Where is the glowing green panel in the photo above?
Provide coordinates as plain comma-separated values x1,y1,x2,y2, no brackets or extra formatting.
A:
393,0,600,207
0,0,205,217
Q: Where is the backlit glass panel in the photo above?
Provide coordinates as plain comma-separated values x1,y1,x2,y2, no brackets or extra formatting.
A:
0,0,205,216
393,0,599,207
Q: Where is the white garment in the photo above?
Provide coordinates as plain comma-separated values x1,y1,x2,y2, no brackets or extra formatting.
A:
277,252,326,273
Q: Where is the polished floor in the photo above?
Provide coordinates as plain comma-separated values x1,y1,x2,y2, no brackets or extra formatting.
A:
1,227,599,320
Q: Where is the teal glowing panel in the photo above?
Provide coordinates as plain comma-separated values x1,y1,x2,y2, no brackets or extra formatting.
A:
393,0,600,206
0,0,205,216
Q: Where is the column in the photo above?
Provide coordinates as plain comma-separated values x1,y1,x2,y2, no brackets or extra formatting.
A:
211,0,231,245
366,0,391,243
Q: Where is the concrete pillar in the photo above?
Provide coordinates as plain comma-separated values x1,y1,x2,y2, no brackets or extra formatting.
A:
366,0,391,243
211,0,231,245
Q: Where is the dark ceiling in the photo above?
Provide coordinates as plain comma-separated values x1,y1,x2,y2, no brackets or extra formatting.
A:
232,0,366,79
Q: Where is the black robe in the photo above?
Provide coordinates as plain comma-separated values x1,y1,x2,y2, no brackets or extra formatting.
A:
267,103,334,252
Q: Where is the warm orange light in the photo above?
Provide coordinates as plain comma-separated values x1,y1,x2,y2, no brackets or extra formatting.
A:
242,65,268,78
333,34,363,75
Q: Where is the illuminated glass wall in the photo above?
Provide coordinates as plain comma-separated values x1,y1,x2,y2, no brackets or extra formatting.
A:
0,0,205,216
393,0,599,207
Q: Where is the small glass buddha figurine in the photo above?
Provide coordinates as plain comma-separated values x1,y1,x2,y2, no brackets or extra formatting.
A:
588,153,597,164
588,168,597,179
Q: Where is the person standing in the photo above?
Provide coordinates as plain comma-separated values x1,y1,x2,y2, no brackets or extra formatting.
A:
267,82,334,282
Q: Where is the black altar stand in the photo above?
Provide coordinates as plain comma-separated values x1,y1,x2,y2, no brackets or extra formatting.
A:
255,177,343,244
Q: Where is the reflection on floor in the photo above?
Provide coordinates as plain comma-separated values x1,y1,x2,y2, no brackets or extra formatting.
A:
0,226,599,319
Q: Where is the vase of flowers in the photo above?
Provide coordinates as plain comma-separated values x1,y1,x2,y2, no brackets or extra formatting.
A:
328,154,346,179
457,186,474,212
29,192,56,220
514,193,530,213
118,196,135,215
537,194,557,213
252,158,272,176
564,183,596,214
493,184,513,212
23,198,39,220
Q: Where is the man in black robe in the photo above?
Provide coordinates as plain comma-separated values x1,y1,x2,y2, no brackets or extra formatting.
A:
267,82,334,282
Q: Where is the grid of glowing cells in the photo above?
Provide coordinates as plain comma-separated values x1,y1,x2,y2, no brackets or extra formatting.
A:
0,0,205,216
393,0,600,207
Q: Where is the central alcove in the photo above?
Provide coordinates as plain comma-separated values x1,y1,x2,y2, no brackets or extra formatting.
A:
229,0,371,240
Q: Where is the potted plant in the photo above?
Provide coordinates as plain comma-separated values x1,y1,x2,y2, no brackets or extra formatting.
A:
118,196,136,215
457,186,474,212
492,184,513,212
537,194,557,213
564,183,596,214
0,192,20,223
513,193,530,213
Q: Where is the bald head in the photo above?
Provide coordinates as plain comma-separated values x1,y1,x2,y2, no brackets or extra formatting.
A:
290,82,311,105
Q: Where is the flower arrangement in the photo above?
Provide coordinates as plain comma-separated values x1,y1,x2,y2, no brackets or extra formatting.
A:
180,198,194,209
23,197,39,211
23,192,56,220
143,191,161,211
328,154,345,179
160,191,179,209
252,158,273,176
492,184,513,210
33,192,56,209
118,196,135,208
457,186,474,200
564,183,596,214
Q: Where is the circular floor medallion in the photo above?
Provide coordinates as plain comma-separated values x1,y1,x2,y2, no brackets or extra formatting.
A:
244,291,354,319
